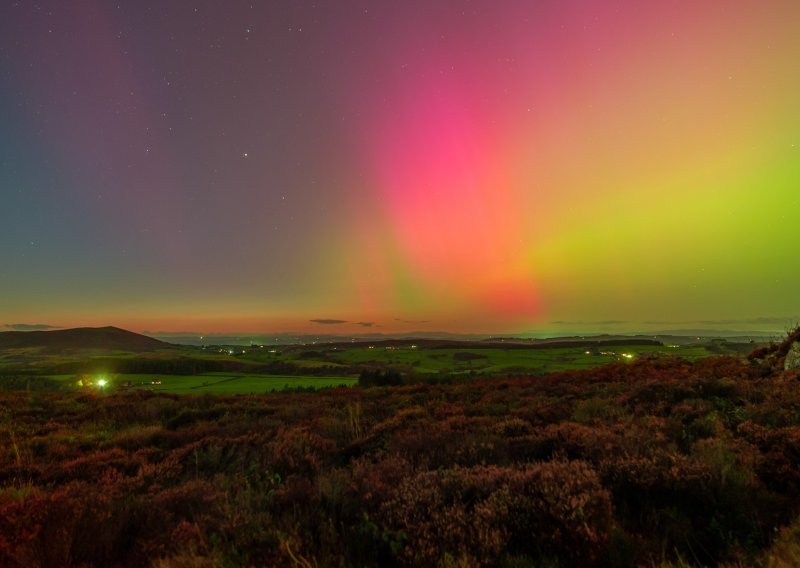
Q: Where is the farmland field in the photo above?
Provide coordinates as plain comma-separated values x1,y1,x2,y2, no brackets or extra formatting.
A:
1,334,750,394
53,373,356,394
323,343,712,373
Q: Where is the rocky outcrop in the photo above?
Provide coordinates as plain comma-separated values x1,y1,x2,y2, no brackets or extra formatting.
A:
785,341,800,371
748,327,800,375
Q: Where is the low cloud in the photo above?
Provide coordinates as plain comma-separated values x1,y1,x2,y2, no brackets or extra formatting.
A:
553,317,796,327
310,319,348,325
141,331,203,336
355,321,376,328
394,318,430,324
644,317,796,326
695,317,797,326
551,320,627,326
4,323,60,331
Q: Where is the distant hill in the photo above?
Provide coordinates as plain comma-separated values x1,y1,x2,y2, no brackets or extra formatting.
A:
0,326,173,353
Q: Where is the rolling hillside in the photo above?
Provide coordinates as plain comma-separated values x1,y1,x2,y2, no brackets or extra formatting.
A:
0,326,173,353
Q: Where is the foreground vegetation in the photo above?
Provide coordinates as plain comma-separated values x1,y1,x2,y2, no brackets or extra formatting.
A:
2,331,800,567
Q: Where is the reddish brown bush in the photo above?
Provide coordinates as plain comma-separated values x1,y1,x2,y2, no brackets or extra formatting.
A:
380,461,612,566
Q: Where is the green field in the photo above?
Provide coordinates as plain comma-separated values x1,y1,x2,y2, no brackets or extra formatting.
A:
57,373,356,394
236,342,715,373
319,343,712,374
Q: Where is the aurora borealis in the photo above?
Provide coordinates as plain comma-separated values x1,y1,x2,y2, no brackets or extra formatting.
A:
1,1,798,335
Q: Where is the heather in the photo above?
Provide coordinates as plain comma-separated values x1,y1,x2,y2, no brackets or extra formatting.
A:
2,354,800,566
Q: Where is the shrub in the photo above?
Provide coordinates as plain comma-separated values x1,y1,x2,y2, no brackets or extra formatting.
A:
380,462,612,566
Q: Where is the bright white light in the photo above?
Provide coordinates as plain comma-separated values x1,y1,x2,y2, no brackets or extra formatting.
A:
97,379,108,387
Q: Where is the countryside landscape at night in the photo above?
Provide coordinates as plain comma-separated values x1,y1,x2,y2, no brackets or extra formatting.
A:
1,1,800,566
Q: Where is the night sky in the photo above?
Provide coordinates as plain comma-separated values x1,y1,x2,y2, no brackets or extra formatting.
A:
1,1,798,335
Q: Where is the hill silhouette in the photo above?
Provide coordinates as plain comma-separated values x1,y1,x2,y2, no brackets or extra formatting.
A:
0,326,173,352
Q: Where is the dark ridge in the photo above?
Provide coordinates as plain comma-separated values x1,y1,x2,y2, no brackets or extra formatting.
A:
0,326,173,353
